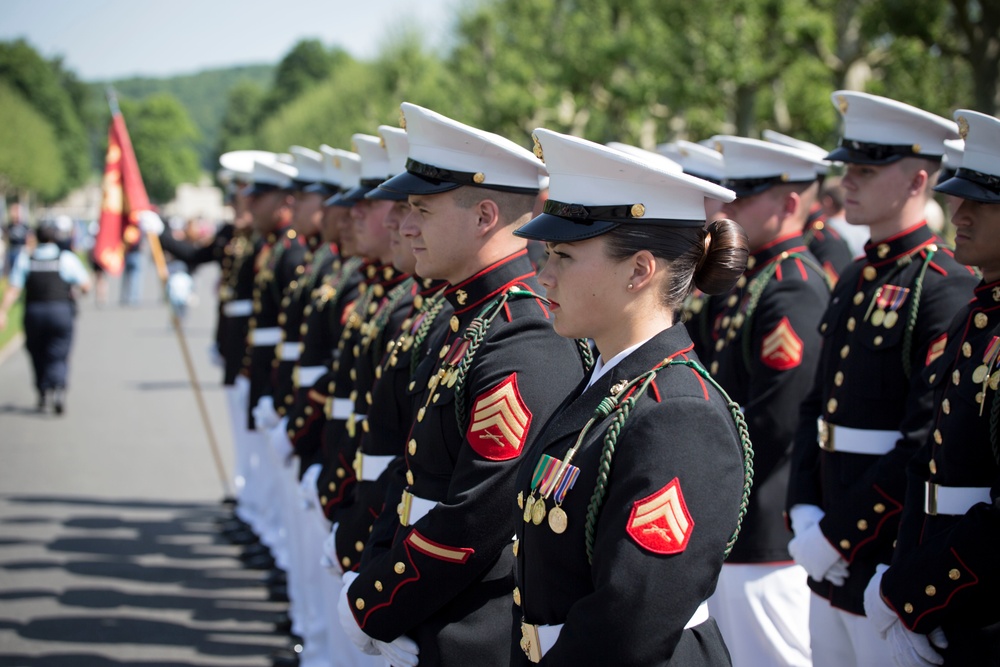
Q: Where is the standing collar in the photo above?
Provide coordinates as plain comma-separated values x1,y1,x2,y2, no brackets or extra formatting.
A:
863,222,935,265
745,233,808,275
444,249,537,314
973,279,1000,309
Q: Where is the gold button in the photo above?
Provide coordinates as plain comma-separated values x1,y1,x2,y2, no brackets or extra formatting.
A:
329,482,337,492
374,580,383,592
513,587,521,606
827,398,838,414
933,429,942,445
355,540,364,552
337,468,346,479
295,417,304,427
853,291,865,305
904,603,914,614
863,266,877,281
408,381,415,391
320,495,328,505
877,243,890,259
834,371,844,386
857,519,868,531
722,316,732,328
953,370,961,385
342,556,351,568
949,569,960,580
727,294,738,307
305,405,313,415
840,345,850,359
847,317,856,332
715,339,725,352
928,374,936,384
821,322,828,333
962,342,973,358
839,539,851,549
393,562,406,574
406,470,414,485
408,439,417,455
355,598,365,610
362,419,370,433
512,539,519,557
874,503,886,513
942,399,951,414
925,585,936,597
450,316,460,332
929,459,937,474
975,312,988,329
710,361,719,374
366,391,373,405
350,390,358,402
874,335,883,346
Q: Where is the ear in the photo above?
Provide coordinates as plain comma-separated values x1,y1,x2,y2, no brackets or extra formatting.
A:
628,249,657,292
908,168,929,197
783,190,801,219
474,198,502,238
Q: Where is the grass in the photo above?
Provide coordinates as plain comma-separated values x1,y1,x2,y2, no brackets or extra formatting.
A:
0,278,24,352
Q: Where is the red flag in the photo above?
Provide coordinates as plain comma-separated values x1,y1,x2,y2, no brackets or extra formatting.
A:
94,112,151,275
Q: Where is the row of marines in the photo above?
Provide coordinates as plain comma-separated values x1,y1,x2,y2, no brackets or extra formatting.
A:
150,90,1000,666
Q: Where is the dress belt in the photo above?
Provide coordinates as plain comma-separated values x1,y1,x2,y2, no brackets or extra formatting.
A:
223,299,252,317
250,327,282,346
296,365,326,389
355,453,394,482
323,397,353,421
397,490,437,526
924,482,992,516
818,419,897,455
277,342,301,361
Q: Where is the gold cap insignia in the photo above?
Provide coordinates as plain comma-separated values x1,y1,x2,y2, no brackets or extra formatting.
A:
780,173,790,182
532,133,545,162
958,116,969,140
334,157,341,168
630,203,646,218
399,109,407,129
380,137,386,148
473,172,486,184
714,141,723,154
837,95,849,114
351,141,358,152
912,144,922,154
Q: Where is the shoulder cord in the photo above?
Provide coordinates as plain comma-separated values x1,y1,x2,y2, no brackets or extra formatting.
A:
583,358,754,564
291,243,332,302
366,277,415,356
315,256,361,312
453,287,592,432
410,289,450,380
737,252,830,372
900,248,935,380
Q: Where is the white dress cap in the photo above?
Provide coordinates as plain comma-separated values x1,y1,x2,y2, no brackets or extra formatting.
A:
515,127,735,243
219,150,276,183
828,91,959,164
289,146,326,186
247,158,297,195
367,127,410,202
935,110,1000,203
606,142,683,174
712,135,827,198
762,129,833,174
323,148,362,207
656,140,726,183
378,102,546,196
339,134,392,202
942,139,965,171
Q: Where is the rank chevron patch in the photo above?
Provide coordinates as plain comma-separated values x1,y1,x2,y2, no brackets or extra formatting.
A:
761,316,803,371
626,478,694,555
926,332,947,367
466,373,532,461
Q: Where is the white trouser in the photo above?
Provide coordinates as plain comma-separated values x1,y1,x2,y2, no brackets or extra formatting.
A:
225,378,252,517
809,591,892,667
709,563,812,667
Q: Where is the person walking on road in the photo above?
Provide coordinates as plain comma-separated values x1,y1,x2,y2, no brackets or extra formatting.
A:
0,219,91,414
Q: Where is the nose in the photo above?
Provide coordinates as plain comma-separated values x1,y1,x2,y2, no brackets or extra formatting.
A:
400,210,419,238
537,262,555,291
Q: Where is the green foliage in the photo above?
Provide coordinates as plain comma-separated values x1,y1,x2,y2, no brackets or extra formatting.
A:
0,39,90,196
0,81,65,198
258,39,343,119
118,94,202,203
215,80,267,157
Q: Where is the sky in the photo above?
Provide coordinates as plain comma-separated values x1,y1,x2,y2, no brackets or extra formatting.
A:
1,0,457,81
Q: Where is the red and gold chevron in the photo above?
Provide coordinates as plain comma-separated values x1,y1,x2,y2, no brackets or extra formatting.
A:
405,529,474,564
626,478,694,555
466,373,532,461
761,316,803,370
926,332,947,367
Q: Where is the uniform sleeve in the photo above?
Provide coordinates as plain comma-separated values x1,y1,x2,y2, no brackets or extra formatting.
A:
59,251,91,286
787,368,824,512
881,488,1000,633
7,251,30,289
541,396,744,665
346,320,583,642
818,269,978,563
745,271,827,484
157,232,219,268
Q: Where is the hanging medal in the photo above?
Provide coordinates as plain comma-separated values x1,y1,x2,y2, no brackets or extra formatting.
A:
547,464,580,534
525,455,559,524
978,335,1000,416
878,285,909,329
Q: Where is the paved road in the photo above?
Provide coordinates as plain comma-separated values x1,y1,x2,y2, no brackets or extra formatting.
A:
0,261,287,666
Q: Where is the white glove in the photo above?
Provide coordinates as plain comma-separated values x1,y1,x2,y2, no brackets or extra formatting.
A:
299,463,322,510
253,396,280,430
269,417,293,466
864,565,947,667
375,635,420,666
138,210,165,235
789,504,825,535
338,570,380,656
234,375,250,409
788,523,849,585
320,523,344,575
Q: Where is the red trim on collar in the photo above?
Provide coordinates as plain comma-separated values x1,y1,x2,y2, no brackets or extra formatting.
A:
453,270,537,315
447,249,529,292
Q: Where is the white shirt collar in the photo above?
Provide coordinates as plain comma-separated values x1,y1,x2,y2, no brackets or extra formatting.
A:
585,336,654,390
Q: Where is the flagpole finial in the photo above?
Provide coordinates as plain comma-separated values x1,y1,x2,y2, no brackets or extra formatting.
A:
106,86,120,117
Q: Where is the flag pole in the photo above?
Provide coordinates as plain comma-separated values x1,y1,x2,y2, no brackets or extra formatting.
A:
106,88,233,500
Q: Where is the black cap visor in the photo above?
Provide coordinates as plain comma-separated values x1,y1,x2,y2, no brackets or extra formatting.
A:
514,213,621,243
245,182,285,197
934,169,1000,204
827,139,942,166
377,170,462,196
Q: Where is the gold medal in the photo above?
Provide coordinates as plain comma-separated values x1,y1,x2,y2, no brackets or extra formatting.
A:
447,369,459,388
517,491,524,510
883,311,898,329
548,506,568,534
990,371,1000,391
871,309,886,327
531,498,547,525
973,364,990,384
523,494,536,523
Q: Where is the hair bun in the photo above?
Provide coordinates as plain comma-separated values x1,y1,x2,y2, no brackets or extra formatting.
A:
693,219,749,295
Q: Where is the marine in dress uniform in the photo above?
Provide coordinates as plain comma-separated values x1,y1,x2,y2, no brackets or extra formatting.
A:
510,128,751,666
785,92,979,667
0,220,91,413
863,110,1000,667
702,136,831,667
338,103,586,667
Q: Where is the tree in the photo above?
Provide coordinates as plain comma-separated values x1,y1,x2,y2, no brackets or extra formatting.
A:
0,81,65,199
258,39,344,118
0,40,90,194
215,80,267,157
118,94,202,203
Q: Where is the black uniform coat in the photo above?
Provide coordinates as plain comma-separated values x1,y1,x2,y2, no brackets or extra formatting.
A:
705,233,828,562
512,325,745,666
788,222,978,614
344,250,585,667
219,232,257,385
804,216,855,284
882,279,1000,664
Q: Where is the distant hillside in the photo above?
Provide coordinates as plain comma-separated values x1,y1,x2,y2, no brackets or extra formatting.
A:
92,64,275,168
